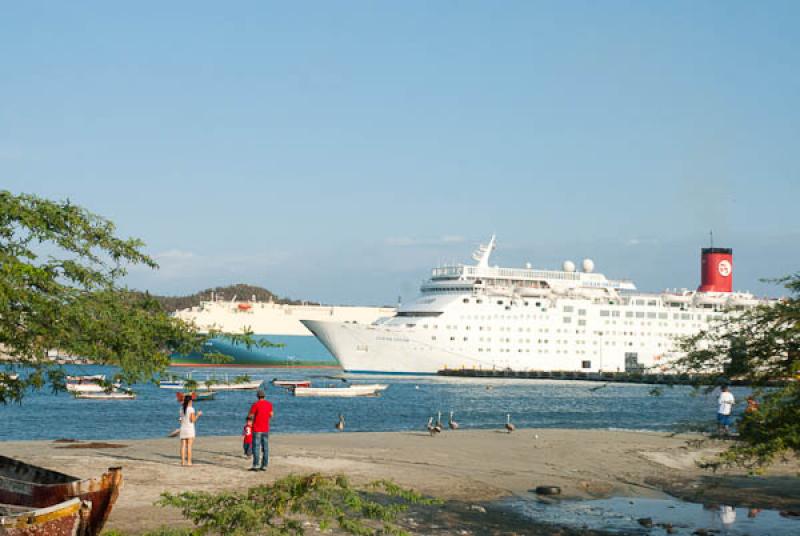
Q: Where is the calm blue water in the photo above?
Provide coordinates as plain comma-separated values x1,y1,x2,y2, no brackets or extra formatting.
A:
0,365,748,441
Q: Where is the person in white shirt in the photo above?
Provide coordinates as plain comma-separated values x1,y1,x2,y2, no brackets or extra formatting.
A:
717,385,735,436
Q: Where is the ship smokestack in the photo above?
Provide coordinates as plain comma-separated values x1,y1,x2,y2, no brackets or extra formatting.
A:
698,247,733,293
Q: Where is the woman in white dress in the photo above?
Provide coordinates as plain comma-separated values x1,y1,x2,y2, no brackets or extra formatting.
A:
179,396,202,466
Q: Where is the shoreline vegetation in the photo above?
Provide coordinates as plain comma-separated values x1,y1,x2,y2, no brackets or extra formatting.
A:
3,429,799,535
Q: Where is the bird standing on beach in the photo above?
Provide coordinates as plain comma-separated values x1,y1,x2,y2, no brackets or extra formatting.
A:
448,411,459,430
505,414,515,433
335,414,345,431
435,411,443,430
427,417,441,436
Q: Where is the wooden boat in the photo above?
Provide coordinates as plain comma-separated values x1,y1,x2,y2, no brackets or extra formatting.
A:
0,497,88,536
175,391,215,402
271,379,312,389
292,384,388,397
0,455,122,536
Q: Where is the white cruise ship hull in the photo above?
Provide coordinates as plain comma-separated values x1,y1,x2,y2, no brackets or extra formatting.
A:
302,320,482,374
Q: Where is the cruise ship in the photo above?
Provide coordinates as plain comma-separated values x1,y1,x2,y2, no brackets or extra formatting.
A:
171,300,395,366
302,236,764,375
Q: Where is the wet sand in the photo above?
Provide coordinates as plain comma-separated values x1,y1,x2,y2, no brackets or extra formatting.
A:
3,429,799,534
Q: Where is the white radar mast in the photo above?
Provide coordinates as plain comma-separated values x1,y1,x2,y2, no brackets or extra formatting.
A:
472,235,496,269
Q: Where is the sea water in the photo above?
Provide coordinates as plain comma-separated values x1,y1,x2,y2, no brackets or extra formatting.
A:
506,496,800,535
0,365,742,441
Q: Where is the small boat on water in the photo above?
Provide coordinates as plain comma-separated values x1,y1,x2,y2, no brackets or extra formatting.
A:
0,497,87,536
206,380,262,391
271,379,312,389
292,384,388,398
0,455,122,536
66,376,121,393
74,389,136,400
175,391,215,402
65,375,106,382
160,374,262,391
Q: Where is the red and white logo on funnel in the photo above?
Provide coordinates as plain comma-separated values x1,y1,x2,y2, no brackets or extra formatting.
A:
698,247,733,293
718,260,732,277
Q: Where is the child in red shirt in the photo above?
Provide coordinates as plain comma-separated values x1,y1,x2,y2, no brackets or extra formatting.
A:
242,416,253,457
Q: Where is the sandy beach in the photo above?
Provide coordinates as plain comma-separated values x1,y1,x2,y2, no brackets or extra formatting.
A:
4,429,799,534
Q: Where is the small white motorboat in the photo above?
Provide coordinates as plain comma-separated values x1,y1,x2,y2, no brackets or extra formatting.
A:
205,380,263,391
292,384,388,398
66,376,121,393
158,379,186,389
75,389,136,400
160,374,262,391
271,379,312,389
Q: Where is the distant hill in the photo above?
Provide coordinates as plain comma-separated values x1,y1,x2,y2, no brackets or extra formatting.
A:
151,284,318,312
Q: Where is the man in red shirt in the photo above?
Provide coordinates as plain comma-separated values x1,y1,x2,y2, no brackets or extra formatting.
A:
247,389,273,471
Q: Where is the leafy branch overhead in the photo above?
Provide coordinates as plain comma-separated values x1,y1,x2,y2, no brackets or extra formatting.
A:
157,473,442,536
0,191,273,404
674,273,800,468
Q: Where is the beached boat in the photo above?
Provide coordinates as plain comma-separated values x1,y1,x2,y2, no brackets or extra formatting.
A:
74,390,136,400
292,384,388,397
0,497,87,536
271,379,312,389
0,455,122,536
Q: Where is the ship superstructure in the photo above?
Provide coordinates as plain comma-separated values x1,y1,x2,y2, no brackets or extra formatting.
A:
303,236,764,374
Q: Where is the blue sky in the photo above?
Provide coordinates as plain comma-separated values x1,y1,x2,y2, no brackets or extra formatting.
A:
2,2,798,304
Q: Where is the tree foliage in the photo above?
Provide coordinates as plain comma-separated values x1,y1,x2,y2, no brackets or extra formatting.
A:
0,191,268,403
675,273,800,468
157,473,441,536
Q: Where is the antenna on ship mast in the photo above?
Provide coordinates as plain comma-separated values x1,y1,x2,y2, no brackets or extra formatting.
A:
709,230,714,249
472,234,496,269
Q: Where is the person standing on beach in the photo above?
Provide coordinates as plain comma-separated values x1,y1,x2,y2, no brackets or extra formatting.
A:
717,385,735,436
242,416,254,457
248,389,273,471
180,396,202,466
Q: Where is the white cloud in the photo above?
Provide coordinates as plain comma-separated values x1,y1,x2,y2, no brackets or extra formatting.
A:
626,237,659,247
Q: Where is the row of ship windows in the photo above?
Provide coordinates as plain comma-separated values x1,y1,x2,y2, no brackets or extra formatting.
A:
475,348,602,359
451,312,714,322
418,320,704,331
438,295,729,314
432,336,667,348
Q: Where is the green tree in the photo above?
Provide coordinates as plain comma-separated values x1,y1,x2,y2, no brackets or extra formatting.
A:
675,274,800,469
0,191,263,404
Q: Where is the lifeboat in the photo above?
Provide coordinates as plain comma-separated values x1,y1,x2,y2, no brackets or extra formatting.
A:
727,294,761,307
662,293,693,305
516,287,550,297
237,303,252,311
693,293,728,307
